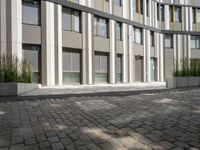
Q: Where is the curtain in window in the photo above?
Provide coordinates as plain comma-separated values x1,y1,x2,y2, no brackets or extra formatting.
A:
99,18,107,37
73,11,80,32
62,8,72,30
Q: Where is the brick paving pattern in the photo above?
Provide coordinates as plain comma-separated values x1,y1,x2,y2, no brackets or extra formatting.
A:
0,88,200,150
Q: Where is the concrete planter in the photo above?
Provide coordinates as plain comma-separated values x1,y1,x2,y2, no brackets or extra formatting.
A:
0,83,39,96
166,77,200,88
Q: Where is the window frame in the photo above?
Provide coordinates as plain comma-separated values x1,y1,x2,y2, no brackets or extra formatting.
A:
164,34,174,48
116,22,123,41
94,16,109,38
133,27,143,44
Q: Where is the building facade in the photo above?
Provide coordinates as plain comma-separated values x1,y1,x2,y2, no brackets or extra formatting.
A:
0,0,200,86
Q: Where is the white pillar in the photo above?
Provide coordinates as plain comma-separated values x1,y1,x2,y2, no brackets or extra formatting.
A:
6,0,22,59
122,23,128,83
187,35,191,63
165,5,170,30
41,1,55,86
110,20,116,84
0,0,7,55
143,29,147,82
55,4,63,85
159,33,164,81
146,30,150,82
122,0,128,19
128,25,133,83
189,7,193,31
88,13,93,84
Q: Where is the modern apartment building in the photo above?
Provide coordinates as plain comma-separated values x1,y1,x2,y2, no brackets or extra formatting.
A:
0,0,200,86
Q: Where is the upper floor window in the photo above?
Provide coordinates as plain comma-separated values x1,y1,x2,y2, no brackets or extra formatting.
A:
116,22,122,41
113,0,122,7
150,31,155,47
160,5,165,21
192,8,200,23
133,0,143,14
170,6,181,22
94,16,109,38
157,3,160,20
133,27,143,44
22,0,41,25
62,7,81,32
191,36,200,49
165,34,173,48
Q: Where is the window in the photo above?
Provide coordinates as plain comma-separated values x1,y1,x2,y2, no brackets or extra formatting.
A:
133,0,143,14
169,6,181,22
63,48,81,84
94,16,109,38
116,22,122,41
160,5,165,21
22,44,41,83
134,27,143,44
191,36,200,49
22,0,40,25
157,3,160,20
165,34,173,48
150,31,155,47
114,0,122,7
192,8,200,23
62,7,81,32
95,52,109,83
147,0,149,17
116,54,122,82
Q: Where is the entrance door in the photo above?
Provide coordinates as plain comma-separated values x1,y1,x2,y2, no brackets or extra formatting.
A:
150,58,157,81
135,56,143,82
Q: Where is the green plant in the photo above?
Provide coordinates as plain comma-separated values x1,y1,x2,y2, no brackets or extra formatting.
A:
173,58,200,77
0,54,33,83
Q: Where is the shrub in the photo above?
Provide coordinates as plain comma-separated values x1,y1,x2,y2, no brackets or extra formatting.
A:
0,54,33,83
173,58,200,77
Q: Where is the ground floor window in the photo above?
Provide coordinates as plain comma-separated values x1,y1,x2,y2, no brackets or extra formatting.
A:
22,44,41,83
116,54,122,82
94,52,109,83
62,48,81,84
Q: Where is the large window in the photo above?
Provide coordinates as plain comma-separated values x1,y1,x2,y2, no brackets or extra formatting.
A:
192,8,200,23
133,27,143,44
160,5,165,21
169,6,182,22
113,0,122,7
94,16,109,38
116,22,122,41
116,54,122,82
22,0,41,25
165,34,173,48
95,52,109,83
191,36,200,49
150,31,155,47
63,48,81,84
62,7,81,32
133,0,143,14
22,44,41,83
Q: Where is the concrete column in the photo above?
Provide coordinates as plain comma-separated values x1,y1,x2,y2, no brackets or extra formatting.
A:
41,1,55,86
154,2,157,28
122,0,128,19
54,4,63,85
173,34,177,69
128,25,133,83
122,23,128,83
143,29,147,82
109,20,116,84
6,0,22,59
146,30,151,82
109,0,113,14
87,13,93,84
149,0,152,26
80,0,86,5
188,7,193,31
0,0,7,55
143,0,147,25
155,32,160,81
159,33,164,81
165,5,170,30
187,35,191,63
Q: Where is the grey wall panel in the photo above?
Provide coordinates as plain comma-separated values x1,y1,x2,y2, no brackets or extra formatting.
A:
62,31,82,49
133,43,144,56
94,36,110,52
113,5,123,18
191,49,200,58
116,41,123,53
164,48,174,79
22,25,41,44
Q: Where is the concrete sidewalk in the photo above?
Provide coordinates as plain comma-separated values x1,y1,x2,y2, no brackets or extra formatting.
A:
21,82,166,96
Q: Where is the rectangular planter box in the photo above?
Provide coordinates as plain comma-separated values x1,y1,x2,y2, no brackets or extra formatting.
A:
0,83,39,96
166,77,200,88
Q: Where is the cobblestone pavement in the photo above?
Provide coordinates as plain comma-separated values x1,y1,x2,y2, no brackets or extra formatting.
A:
0,88,200,150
